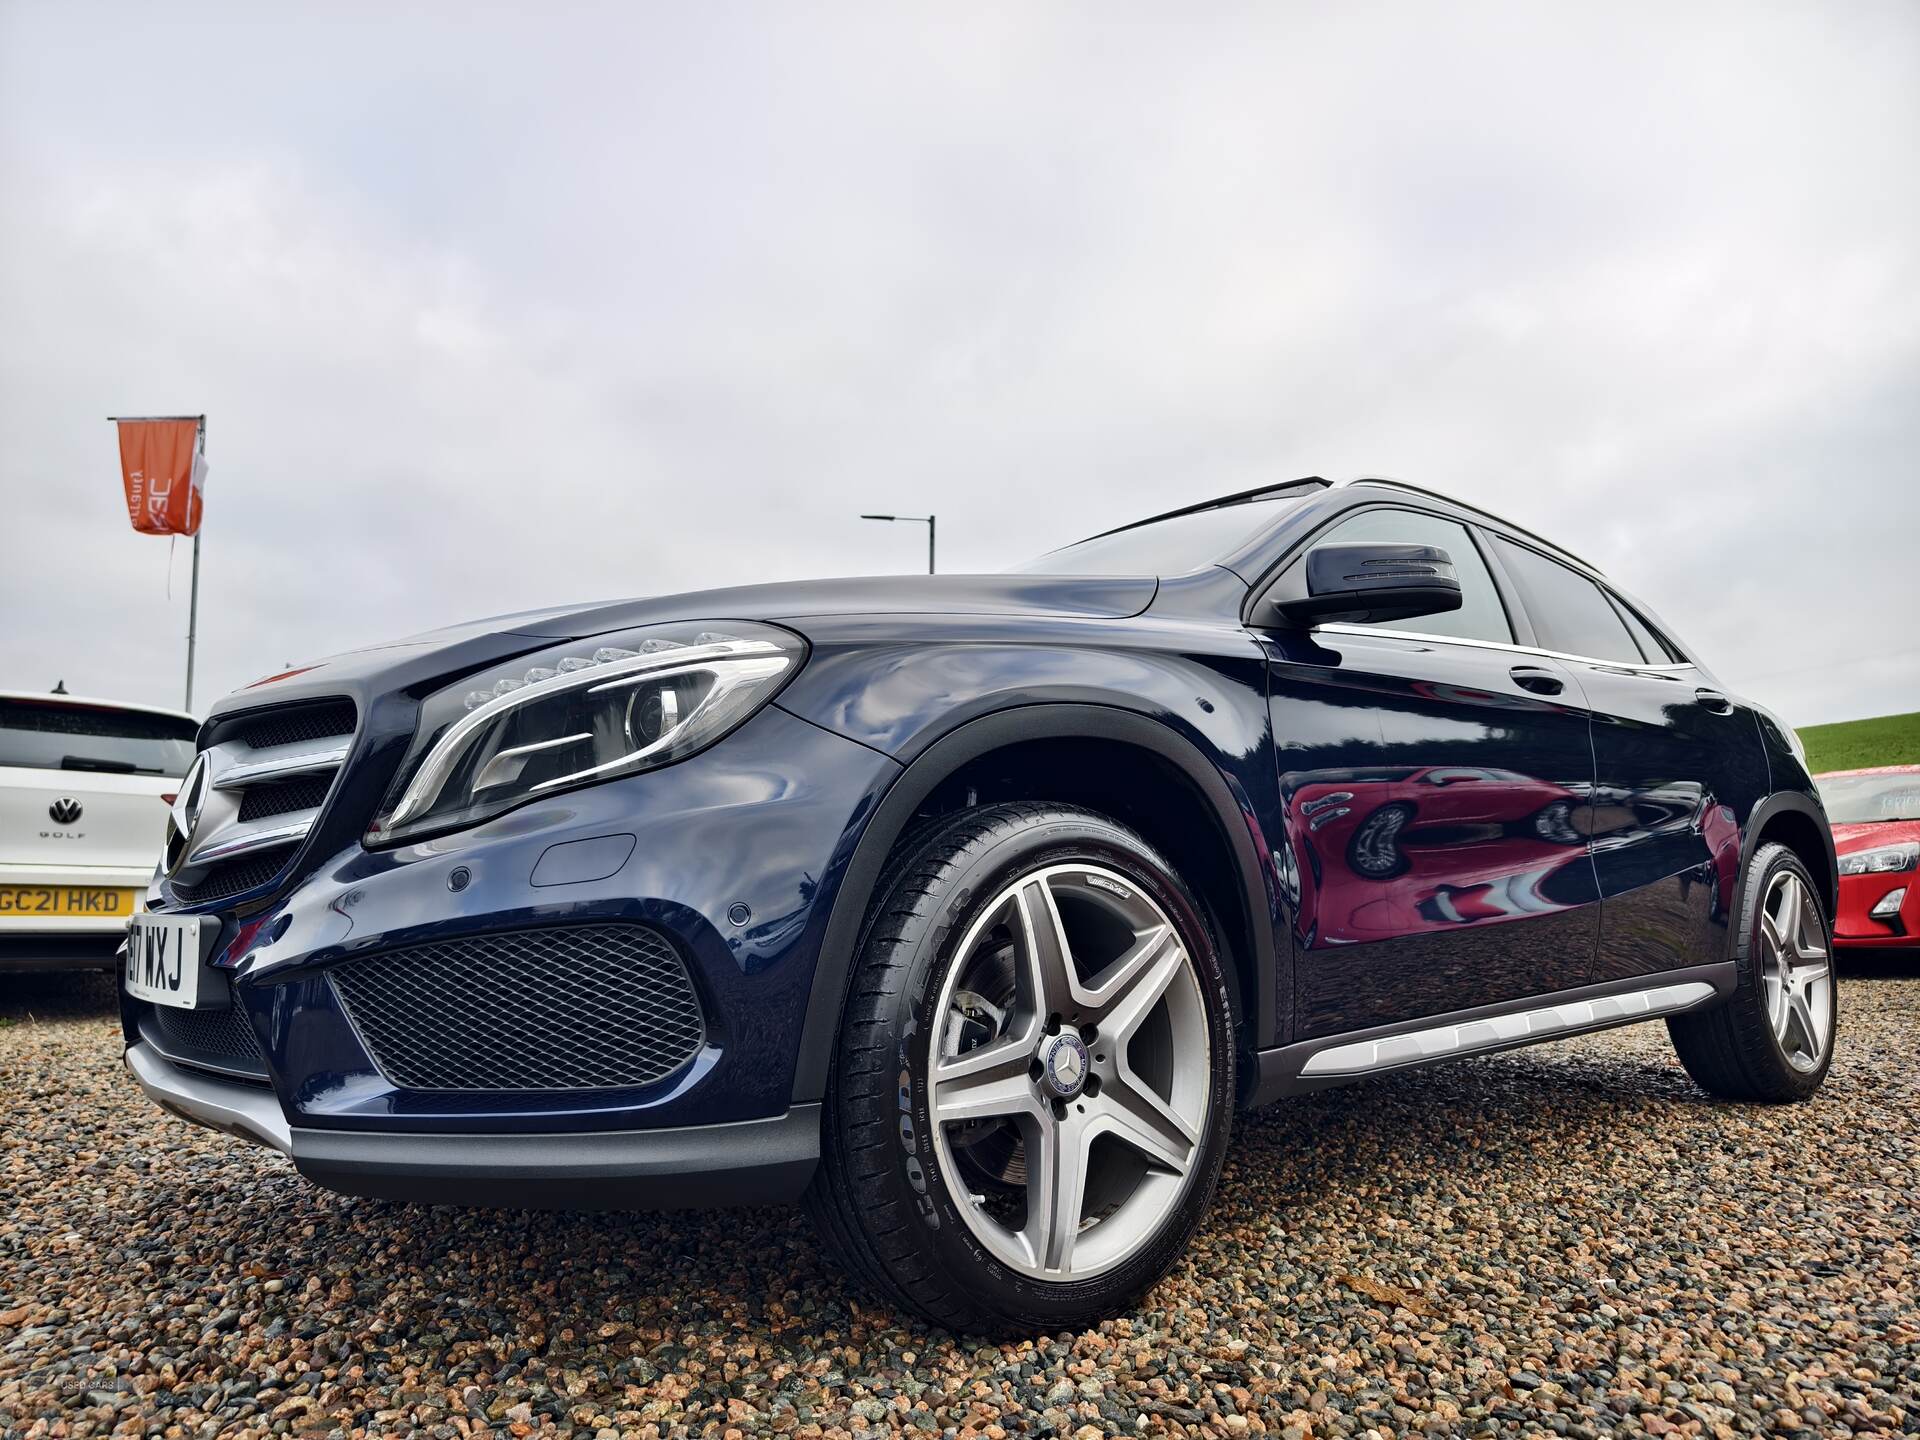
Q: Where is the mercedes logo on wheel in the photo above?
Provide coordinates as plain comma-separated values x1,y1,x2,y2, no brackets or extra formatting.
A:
48,797,83,825
1040,1032,1091,1100
165,753,211,873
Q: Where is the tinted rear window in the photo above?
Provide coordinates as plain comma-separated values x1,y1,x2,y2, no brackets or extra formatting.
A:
1489,537,1646,663
1014,494,1308,576
1609,594,1682,662
0,700,197,776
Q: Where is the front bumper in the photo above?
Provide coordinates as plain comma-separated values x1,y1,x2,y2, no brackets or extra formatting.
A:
123,702,900,1147
126,1041,822,1208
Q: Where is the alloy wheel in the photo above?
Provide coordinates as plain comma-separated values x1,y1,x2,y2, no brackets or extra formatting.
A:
1758,869,1833,1073
926,863,1211,1281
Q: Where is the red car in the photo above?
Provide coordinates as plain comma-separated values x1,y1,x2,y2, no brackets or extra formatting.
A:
1815,764,1920,952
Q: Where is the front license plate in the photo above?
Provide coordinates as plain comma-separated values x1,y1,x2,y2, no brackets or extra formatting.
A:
125,913,212,1010
0,884,141,918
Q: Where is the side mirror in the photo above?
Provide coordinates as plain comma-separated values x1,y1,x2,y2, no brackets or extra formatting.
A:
1256,542,1464,628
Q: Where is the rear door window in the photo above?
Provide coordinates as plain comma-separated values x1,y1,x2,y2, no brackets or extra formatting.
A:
0,700,197,776
1607,593,1681,663
1307,507,1514,644
1488,537,1646,663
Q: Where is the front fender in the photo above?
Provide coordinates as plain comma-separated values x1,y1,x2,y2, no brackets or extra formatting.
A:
772,613,1269,764
771,615,1285,1102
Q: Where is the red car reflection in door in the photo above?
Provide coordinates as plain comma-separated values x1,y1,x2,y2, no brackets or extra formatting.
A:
1289,766,1592,947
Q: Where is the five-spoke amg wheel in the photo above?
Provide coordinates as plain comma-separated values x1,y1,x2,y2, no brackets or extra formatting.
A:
808,803,1234,1332
1669,842,1838,1101
927,862,1212,1280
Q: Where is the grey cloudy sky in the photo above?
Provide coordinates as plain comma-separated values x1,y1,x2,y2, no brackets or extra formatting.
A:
2,2,1915,726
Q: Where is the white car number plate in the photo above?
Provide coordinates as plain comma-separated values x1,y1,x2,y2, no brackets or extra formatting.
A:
124,913,210,1009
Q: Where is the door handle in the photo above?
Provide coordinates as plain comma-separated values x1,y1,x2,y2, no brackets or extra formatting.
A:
1694,687,1734,714
1508,665,1564,696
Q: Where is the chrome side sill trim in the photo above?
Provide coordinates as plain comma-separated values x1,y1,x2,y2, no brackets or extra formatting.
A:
1248,963,1736,1106
1300,980,1718,1077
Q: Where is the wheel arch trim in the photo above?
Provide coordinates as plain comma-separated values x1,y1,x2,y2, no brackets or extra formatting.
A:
789,702,1279,1104
1739,790,1838,933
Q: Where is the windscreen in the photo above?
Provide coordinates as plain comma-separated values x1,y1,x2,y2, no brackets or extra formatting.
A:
0,699,197,776
1012,494,1308,576
1817,772,1920,824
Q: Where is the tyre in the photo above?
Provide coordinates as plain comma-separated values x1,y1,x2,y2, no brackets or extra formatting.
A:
807,802,1236,1332
1667,842,1837,1102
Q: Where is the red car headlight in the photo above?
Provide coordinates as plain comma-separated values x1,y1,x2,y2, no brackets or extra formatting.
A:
1839,842,1918,877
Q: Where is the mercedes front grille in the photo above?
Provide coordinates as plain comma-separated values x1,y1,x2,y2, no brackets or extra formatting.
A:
168,699,358,905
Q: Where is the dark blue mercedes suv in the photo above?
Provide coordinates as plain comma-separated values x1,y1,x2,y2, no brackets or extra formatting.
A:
122,477,1837,1331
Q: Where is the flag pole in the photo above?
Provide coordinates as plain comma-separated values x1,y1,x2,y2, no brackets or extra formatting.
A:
185,415,205,711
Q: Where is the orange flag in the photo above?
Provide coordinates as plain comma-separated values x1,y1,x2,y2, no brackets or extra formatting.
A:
117,419,205,536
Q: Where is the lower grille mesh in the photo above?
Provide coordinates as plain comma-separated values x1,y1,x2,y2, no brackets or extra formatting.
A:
172,843,299,905
329,924,706,1092
146,1003,267,1080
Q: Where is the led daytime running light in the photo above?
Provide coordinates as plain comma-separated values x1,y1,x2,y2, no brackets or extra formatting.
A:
462,633,742,711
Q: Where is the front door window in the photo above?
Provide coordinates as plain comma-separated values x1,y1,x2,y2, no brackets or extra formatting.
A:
1308,507,1515,645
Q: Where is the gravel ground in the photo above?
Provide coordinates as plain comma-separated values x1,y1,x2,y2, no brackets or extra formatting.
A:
3,966,1916,1440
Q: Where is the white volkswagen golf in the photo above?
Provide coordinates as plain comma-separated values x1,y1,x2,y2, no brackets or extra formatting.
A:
1,690,196,973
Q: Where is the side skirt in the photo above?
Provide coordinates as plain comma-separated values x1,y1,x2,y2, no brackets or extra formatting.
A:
1248,962,1735,1106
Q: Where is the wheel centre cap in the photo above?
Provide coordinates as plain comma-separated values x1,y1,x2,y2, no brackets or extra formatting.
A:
1039,1032,1091,1099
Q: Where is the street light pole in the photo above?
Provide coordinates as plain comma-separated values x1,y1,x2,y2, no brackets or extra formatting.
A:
860,513,937,574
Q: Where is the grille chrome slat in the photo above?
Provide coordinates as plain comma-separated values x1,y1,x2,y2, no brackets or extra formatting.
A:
330,924,707,1092
186,813,321,866
213,743,351,790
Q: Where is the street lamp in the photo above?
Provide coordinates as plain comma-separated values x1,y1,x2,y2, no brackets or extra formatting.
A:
861,512,936,574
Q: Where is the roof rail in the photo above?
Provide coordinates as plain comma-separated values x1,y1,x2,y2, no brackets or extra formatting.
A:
1342,477,1602,574
1078,477,1330,545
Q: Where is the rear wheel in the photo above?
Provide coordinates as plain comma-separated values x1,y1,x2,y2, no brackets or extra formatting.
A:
807,802,1235,1332
1668,842,1836,1101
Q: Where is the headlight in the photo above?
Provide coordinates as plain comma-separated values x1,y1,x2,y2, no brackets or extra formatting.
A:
1838,842,1919,876
368,621,804,845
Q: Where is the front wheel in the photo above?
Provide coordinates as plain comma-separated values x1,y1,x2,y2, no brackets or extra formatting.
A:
1668,842,1837,1101
806,802,1235,1332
